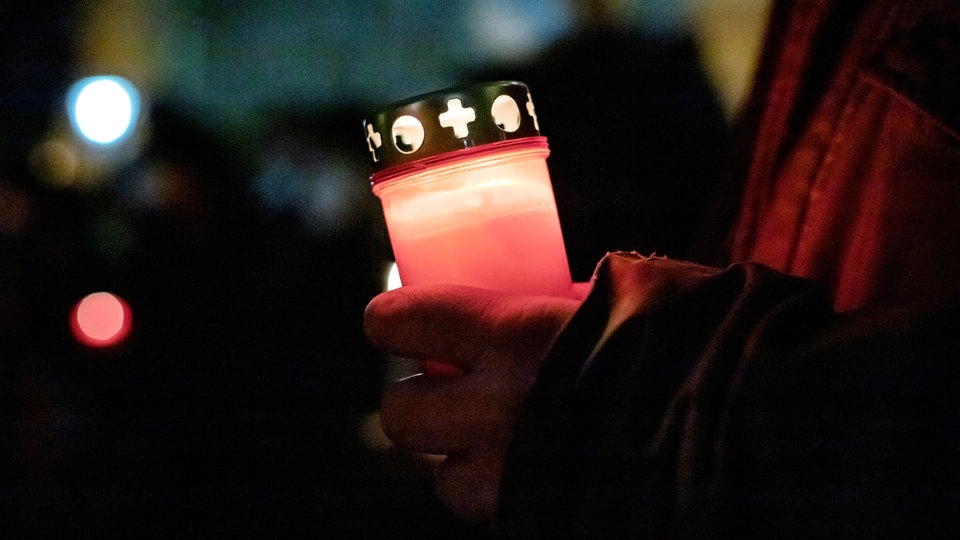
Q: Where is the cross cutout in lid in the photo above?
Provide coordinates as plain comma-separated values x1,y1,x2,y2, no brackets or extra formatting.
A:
366,123,382,162
438,98,476,138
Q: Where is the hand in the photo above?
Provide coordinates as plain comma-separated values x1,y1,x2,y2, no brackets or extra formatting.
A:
364,284,583,522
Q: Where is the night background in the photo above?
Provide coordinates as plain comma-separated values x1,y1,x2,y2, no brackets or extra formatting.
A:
1,0,767,536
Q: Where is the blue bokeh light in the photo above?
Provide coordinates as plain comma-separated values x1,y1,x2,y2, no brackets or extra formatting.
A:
67,75,140,146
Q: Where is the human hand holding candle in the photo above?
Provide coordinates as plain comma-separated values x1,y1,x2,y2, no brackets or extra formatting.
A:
367,256,720,523
364,284,582,521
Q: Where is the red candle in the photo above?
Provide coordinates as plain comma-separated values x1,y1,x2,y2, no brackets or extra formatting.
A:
365,82,572,297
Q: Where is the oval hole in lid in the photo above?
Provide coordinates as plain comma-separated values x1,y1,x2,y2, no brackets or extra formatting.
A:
491,95,522,132
392,115,425,154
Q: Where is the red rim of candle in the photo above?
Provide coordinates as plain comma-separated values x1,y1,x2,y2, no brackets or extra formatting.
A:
369,136,549,187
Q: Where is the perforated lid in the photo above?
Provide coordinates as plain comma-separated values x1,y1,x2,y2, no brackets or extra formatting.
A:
362,81,542,175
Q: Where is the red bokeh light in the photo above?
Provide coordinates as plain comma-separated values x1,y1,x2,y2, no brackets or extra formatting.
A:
70,291,132,348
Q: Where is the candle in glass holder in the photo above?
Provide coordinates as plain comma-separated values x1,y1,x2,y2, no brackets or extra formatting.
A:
363,81,572,297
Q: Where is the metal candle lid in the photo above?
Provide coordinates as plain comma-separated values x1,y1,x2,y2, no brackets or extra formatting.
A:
362,80,542,174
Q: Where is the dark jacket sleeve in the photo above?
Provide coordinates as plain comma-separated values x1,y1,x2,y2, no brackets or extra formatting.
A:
494,252,960,539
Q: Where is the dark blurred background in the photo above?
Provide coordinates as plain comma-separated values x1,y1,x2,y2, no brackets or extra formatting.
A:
1,0,768,537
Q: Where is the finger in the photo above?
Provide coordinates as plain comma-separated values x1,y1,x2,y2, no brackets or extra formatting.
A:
434,451,503,522
364,285,500,370
366,285,580,372
379,369,523,456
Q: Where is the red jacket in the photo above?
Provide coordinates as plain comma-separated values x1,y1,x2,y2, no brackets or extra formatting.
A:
729,0,960,311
